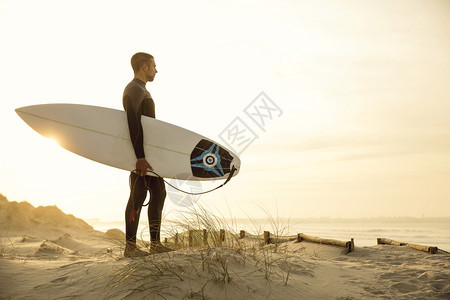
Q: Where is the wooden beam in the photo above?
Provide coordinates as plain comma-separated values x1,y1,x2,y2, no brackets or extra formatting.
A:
377,238,438,254
377,238,406,246
298,233,349,248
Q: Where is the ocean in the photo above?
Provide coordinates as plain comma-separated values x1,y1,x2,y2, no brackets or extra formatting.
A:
91,217,450,252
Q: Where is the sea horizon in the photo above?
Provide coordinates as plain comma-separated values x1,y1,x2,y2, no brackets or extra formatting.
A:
88,216,450,252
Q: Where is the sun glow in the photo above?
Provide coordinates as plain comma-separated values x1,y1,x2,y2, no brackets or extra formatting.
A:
1,0,450,221
44,136,60,147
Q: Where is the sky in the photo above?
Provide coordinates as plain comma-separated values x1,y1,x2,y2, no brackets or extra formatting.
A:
1,0,449,222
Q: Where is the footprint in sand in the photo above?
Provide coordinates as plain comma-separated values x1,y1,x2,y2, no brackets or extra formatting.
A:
390,282,419,293
379,272,402,280
35,241,67,257
50,276,69,283
432,280,449,292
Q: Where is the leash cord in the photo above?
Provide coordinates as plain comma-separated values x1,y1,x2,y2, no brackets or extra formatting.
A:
130,165,237,198
128,166,237,218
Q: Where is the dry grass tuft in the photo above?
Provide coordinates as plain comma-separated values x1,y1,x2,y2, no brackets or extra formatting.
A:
103,202,314,299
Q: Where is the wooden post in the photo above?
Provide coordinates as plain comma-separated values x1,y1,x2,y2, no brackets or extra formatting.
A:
219,229,225,246
240,230,245,239
175,232,179,246
264,231,271,245
188,230,193,247
203,229,208,246
428,247,438,254
297,233,303,242
164,237,168,245
344,238,354,254
345,241,351,254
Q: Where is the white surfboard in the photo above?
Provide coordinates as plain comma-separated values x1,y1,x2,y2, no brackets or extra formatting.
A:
16,104,240,181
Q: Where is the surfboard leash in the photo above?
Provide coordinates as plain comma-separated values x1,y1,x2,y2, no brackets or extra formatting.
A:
130,165,237,203
147,165,238,195
158,165,237,195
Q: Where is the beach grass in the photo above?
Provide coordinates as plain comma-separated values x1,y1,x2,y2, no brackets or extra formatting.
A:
103,202,314,299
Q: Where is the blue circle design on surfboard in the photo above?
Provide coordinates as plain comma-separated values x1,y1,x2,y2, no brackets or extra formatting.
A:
190,139,233,178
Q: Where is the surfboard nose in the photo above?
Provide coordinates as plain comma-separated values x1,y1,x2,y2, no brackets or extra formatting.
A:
15,106,27,118
15,106,40,132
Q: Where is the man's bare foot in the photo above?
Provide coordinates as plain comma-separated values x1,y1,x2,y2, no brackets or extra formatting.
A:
124,241,150,258
150,241,174,254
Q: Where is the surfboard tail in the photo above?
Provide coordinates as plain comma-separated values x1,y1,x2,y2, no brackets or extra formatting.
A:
190,139,240,179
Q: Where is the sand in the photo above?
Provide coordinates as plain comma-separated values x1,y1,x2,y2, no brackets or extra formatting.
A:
1,194,449,299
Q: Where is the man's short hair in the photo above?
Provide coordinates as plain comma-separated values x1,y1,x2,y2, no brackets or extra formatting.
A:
131,52,154,74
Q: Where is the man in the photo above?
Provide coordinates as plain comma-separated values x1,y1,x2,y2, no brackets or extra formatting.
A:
122,52,173,257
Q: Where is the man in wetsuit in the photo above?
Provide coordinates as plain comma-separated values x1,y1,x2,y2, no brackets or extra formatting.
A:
123,52,173,257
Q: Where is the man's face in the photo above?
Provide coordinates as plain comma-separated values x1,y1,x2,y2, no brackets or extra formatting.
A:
143,58,157,82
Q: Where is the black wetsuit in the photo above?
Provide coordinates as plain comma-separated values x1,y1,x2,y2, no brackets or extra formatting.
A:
123,78,166,244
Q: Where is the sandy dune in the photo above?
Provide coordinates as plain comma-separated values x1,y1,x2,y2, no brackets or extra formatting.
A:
1,195,449,299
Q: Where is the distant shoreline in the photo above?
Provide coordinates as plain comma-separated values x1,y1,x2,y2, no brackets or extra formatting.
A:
86,216,450,226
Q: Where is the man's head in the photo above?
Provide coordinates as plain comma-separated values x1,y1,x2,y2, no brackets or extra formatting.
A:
131,52,157,82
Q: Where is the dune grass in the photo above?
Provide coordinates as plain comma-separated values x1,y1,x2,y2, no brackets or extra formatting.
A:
103,201,314,299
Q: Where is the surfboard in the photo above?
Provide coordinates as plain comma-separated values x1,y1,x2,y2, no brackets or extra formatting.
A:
16,103,240,181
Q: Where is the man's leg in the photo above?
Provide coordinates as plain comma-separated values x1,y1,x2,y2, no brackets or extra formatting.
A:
147,176,166,242
147,177,173,253
124,172,150,257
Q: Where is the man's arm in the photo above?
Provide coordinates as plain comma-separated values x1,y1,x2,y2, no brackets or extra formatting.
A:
124,94,153,176
124,94,145,159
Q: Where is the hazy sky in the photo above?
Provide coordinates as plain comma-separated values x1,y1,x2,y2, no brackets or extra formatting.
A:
1,0,449,221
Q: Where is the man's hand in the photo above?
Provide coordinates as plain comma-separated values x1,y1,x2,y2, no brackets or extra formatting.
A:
136,158,153,177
